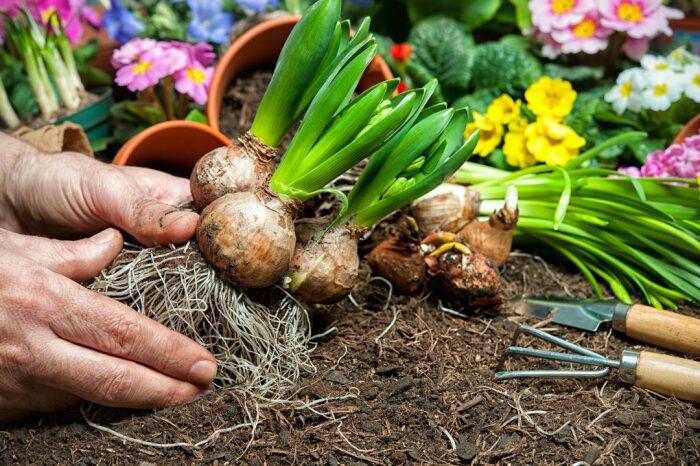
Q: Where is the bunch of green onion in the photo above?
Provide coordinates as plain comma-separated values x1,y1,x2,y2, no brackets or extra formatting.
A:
2,9,84,125
455,134,700,309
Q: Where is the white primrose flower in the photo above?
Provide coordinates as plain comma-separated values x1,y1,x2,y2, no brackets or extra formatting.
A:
641,55,673,73
683,63,700,103
641,70,684,112
605,68,645,115
667,48,700,70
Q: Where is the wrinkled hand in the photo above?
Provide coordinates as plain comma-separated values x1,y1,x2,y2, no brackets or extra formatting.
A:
0,138,216,425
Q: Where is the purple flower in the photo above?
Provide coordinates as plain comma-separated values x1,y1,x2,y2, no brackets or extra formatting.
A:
236,0,279,13
174,62,214,105
187,0,235,45
618,136,700,181
163,41,216,67
115,43,188,92
104,0,144,45
111,38,159,69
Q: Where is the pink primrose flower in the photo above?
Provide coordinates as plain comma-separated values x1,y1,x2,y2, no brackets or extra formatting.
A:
529,0,596,33
599,0,683,39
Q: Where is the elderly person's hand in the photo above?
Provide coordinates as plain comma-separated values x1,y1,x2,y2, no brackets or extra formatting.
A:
0,134,217,425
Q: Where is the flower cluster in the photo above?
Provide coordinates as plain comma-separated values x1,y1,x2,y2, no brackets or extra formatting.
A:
0,0,101,44
530,0,683,59
618,135,700,180
606,49,700,114
465,77,586,168
112,39,215,105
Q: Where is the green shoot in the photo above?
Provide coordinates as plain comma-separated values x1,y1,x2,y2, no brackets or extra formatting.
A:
0,75,20,128
251,0,341,146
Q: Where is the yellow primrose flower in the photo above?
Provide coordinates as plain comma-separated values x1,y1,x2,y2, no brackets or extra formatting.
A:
508,115,529,133
464,111,503,157
525,118,586,167
487,94,522,125
525,77,577,121
504,131,536,169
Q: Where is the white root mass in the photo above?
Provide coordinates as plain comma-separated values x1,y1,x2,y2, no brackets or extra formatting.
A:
88,242,314,395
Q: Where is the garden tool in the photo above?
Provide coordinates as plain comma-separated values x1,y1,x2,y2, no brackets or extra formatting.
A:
513,297,700,356
496,325,700,403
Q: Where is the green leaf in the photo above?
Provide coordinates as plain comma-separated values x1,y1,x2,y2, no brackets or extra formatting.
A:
509,0,532,31
9,81,38,117
77,64,112,87
184,108,208,124
628,137,665,164
470,40,542,91
408,16,473,101
406,0,504,30
452,88,501,115
73,40,99,64
543,64,604,82
405,61,445,104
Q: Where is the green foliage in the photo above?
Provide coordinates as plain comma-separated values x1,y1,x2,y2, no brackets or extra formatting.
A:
405,61,445,104
0,56,38,118
509,0,532,31
543,64,605,83
470,40,542,92
452,88,500,115
406,0,504,31
407,16,473,101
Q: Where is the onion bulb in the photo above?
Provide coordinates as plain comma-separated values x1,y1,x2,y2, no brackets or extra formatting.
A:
410,183,481,234
190,133,277,210
367,237,426,294
197,191,297,288
283,218,362,304
458,185,519,268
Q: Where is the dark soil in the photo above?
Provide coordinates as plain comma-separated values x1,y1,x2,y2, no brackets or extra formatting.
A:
3,254,699,465
2,70,698,465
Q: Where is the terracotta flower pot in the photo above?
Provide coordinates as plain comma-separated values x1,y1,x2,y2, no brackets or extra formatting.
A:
207,15,394,133
113,121,232,177
673,114,700,145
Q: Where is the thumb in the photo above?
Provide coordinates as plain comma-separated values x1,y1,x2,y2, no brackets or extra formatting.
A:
1,228,124,282
109,196,199,247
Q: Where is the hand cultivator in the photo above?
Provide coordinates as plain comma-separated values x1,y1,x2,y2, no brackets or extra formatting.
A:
497,325,700,403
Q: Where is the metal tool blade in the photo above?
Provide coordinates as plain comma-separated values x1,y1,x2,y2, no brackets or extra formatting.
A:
513,297,622,333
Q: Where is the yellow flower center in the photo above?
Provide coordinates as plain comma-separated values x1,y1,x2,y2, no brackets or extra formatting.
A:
42,7,57,23
693,74,700,86
656,63,669,70
572,18,597,38
552,0,576,14
186,68,206,84
617,2,644,23
619,81,633,98
653,84,668,97
133,61,153,75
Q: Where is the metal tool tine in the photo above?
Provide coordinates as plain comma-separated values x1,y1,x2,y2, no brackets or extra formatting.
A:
495,367,611,380
519,325,605,358
507,347,620,368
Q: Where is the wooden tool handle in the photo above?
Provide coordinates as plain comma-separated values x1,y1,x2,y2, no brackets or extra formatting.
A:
634,351,700,403
625,304,700,356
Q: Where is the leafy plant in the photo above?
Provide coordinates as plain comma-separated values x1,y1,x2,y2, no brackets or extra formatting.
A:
405,0,504,31
407,16,473,102
469,40,542,92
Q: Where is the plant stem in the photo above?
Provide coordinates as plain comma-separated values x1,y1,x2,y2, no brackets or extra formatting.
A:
0,76,20,129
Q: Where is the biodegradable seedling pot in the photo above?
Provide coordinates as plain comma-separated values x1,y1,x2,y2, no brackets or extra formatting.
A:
207,15,394,132
55,87,114,147
673,114,700,145
113,121,233,177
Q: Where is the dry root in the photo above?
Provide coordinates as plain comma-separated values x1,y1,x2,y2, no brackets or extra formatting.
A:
88,242,313,394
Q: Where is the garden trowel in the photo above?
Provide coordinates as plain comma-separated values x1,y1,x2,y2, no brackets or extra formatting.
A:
512,297,700,356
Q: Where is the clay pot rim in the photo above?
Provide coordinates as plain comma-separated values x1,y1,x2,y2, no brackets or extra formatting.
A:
672,114,700,145
113,120,233,166
206,14,393,132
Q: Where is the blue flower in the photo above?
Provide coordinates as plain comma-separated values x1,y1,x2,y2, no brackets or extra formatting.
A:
103,0,145,45
187,0,235,45
236,0,279,14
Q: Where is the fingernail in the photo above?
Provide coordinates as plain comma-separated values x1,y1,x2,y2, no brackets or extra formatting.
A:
188,360,217,384
92,229,117,244
160,210,190,229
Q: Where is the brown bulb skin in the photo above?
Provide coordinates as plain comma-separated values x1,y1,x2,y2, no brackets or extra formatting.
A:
426,247,501,303
285,218,361,304
190,133,276,210
411,184,481,234
197,191,296,288
458,206,518,268
368,237,426,294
